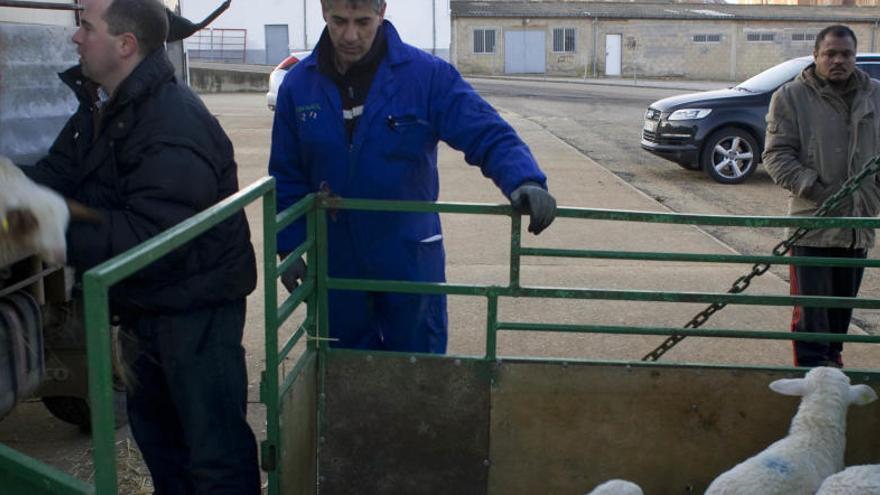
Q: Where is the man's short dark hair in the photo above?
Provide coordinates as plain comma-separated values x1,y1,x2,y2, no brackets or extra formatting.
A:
322,0,386,12
104,0,169,55
815,25,857,52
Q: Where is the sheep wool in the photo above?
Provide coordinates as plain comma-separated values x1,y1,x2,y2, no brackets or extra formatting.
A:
704,367,878,495
816,465,880,494
585,479,644,495
0,155,69,266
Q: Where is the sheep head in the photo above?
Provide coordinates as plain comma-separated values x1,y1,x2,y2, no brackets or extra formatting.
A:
585,479,644,495
0,156,70,265
770,367,878,407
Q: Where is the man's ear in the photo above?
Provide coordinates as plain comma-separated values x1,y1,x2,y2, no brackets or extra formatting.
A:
118,32,140,58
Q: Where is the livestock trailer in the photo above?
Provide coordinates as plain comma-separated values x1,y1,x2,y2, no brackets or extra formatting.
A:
4,179,880,494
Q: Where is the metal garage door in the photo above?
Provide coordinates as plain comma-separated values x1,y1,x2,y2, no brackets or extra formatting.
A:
504,30,545,74
265,24,290,65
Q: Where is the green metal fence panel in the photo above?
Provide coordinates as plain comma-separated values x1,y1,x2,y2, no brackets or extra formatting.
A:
0,443,94,495
297,198,880,363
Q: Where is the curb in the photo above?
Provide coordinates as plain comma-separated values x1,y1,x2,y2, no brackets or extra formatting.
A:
466,74,732,93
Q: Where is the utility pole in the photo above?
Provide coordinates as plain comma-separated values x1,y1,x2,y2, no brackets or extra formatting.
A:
432,0,437,55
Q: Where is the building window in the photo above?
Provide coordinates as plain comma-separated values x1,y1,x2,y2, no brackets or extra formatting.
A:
473,29,496,54
693,34,721,43
553,28,576,53
792,33,817,42
747,32,775,42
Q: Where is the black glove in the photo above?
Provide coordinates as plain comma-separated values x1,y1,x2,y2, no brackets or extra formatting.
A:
510,182,557,235
280,255,307,293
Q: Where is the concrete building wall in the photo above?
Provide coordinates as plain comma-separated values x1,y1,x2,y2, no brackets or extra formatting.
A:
182,0,453,65
453,17,879,80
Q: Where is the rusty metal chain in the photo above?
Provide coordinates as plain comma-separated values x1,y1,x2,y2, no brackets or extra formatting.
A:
641,154,880,362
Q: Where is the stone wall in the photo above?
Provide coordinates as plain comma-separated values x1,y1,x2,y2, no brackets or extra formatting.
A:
453,16,878,80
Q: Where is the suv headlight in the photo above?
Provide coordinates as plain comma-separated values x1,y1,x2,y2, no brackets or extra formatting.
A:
668,109,712,121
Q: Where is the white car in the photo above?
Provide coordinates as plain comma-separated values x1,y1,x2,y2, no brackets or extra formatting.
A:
266,50,312,111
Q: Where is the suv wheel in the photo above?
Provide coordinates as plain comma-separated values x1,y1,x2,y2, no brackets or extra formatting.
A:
701,127,758,184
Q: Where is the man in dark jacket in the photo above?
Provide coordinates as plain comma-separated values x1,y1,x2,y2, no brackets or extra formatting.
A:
764,25,880,368
25,0,260,492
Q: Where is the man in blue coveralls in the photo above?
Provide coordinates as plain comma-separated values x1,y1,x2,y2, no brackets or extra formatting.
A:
269,0,557,353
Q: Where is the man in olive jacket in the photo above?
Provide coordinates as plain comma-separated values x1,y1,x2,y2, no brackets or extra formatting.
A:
764,24,880,368
24,0,260,492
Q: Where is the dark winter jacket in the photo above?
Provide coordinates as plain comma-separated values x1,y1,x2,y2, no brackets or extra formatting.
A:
764,66,880,248
26,48,256,315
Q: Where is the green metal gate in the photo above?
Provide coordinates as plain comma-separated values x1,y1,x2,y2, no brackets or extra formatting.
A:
262,194,880,494
3,178,880,493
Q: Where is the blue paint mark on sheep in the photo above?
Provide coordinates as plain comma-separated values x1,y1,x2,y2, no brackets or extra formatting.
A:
763,457,792,475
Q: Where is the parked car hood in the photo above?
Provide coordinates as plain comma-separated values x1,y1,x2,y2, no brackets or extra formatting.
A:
649,87,753,112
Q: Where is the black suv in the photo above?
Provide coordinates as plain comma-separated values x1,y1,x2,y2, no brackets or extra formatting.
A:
641,54,880,184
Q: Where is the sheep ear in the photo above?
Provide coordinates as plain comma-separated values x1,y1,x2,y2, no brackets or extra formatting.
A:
769,378,808,396
849,384,879,406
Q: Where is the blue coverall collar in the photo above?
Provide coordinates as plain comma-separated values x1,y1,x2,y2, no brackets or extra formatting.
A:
303,20,412,72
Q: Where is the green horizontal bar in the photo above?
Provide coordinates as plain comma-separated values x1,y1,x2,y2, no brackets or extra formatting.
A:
497,322,880,344
326,278,880,309
328,278,491,296
318,198,880,229
87,177,275,286
277,194,316,231
325,198,511,215
278,279,315,326
554,208,880,228
278,240,313,275
279,349,316,401
0,442,94,495
519,248,880,268
278,325,308,362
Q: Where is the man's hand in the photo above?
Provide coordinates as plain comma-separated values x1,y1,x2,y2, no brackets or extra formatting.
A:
66,198,103,223
1,209,38,238
510,182,557,235
280,255,307,293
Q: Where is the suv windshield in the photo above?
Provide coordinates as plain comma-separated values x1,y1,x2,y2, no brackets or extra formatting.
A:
736,58,813,93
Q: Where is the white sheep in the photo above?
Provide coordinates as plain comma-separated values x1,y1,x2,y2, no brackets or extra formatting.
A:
0,155,69,266
585,479,644,495
704,367,878,495
816,465,880,494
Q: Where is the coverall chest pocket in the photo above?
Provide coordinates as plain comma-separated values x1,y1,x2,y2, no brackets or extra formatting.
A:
385,113,434,162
